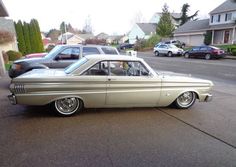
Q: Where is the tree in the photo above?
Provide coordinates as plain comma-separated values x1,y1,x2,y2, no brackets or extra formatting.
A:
15,20,26,55
173,3,198,26
30,19,44,52
22,22,31,54
60,21,67,34
156,4,175,37
204,31,212,45
82,16,93,34
47,29,61,43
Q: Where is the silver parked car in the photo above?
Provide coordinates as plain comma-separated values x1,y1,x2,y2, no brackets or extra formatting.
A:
153,44,184,57
9,44,119,78
8,55,213,116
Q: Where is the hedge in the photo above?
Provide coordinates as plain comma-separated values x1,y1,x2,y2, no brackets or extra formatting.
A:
6,50,22,61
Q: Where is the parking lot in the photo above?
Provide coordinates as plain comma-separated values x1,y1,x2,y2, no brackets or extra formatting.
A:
1,53,236,167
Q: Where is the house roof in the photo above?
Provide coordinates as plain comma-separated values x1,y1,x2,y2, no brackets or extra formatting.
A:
174,19,210,34
137,23,157,35
0,18,16,35
77,33,94,40
0,0,8,17
96,32,109,39
210,0,236,14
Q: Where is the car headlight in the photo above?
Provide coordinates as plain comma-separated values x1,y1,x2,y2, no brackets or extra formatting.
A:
11,64,22,70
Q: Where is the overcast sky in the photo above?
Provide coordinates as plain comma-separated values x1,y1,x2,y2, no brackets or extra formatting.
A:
3,0,225,35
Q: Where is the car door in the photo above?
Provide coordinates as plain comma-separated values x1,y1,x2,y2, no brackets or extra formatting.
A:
49,47,81,68
106,60,162,107
199,47,208,58
79,61,108,108
190,47,200,57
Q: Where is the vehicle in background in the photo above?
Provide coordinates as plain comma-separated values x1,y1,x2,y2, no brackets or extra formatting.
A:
184,46,225,60
9,44,119,78
25,52,47,59
153,44,184,57
164,40,186,48
117,43,134,50
8,54,213,116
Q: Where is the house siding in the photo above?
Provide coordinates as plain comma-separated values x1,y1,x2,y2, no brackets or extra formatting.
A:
128,24,145,44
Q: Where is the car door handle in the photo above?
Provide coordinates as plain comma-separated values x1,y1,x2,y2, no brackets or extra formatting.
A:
108,78,116,81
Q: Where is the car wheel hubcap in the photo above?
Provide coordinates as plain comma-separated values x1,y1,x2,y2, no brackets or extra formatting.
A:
55,97,79,115
185,54,189,58
206,54,210,60
177,92,195,107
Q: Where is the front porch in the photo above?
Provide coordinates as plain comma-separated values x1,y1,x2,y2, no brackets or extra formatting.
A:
211,26,236,45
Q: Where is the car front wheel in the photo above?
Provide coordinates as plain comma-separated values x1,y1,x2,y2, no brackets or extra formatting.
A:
184,53,190,58
54,97,83,116
155,51,159,56
174,92,196,109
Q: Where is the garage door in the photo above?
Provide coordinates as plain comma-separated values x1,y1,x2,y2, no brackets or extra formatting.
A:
189,35,204,46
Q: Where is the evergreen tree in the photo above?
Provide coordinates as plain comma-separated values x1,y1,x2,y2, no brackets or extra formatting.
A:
15,20,26,55
173,3,198,26
23,22,31,54
31,19,44,52
156,4,175,37
60,21,67,34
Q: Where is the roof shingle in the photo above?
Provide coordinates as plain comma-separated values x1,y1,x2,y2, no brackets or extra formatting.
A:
210,0,236,14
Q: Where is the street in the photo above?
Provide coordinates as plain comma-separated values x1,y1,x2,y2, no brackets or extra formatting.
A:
1,53,236,167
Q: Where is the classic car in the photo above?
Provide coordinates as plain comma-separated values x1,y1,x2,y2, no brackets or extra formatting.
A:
8,54,213,116
8,44,119,78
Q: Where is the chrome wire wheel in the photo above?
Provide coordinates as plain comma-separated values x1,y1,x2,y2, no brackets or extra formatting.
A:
55,97,80,116
175,92,196,109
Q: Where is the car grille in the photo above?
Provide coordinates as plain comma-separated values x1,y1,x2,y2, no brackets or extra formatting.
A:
14,83,25,94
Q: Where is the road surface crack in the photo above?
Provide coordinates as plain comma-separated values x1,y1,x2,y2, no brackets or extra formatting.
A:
157,108,236,150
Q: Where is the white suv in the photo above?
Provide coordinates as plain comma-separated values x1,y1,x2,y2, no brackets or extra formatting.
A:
153,44,184,57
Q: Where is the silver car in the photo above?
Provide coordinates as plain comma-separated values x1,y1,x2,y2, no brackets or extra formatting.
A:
8,54,213,116
153,44,184,57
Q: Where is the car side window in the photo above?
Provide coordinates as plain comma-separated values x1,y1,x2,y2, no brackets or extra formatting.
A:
192,47,199,51
56,47,80,60
109,61,149,76
200,47,207,51
82,47,100,56
83,61,108,76
101,47,118,55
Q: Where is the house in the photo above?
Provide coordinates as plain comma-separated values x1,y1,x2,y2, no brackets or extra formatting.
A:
106,35,123,44
0,0,8,77
150,12,181,27
174,19,210,46
96,32,109,40
0,18,18,52
174,0,236,46
128,23,157,44
58,32,94,44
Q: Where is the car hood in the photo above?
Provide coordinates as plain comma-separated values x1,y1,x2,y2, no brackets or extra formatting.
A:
156,70,213,86
14,57,46,64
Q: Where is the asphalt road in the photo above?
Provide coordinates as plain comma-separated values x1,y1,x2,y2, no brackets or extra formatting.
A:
0,54,236,167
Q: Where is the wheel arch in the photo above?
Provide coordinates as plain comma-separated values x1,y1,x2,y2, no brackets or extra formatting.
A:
47,95,85,107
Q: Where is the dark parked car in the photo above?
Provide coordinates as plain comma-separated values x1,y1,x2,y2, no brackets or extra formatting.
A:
184,46,225,60
9,44,119,78
118,43,134,50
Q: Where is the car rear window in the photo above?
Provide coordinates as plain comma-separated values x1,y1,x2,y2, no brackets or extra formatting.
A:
101,47,118,55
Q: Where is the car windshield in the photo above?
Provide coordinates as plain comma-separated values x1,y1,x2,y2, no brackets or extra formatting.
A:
64,57,88,74
169,44,177,48
44,45,62,58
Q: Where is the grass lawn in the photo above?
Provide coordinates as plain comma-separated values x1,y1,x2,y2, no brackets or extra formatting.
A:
5,62,12,70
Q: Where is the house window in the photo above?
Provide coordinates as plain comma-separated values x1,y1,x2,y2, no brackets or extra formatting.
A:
218,14,221,22
225,13,232,21
211,15,214,23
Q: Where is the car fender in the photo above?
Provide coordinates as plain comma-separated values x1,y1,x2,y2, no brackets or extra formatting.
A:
47,95,85,106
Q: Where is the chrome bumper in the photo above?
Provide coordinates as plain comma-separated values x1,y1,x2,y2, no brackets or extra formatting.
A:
8,94,17,105
204,94,213,102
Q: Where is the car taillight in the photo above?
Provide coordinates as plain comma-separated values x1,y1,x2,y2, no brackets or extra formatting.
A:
212,49,223,55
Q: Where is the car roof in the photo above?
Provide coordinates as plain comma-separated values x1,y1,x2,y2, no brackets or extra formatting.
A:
57,44,115,48
84,54,143,61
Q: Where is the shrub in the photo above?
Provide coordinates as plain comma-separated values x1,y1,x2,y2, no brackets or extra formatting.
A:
232,49,236,56
204,31,212,45
6,50,22,61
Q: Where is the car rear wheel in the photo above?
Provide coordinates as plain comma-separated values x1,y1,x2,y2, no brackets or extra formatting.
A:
54,97,83,116
184,53,190,58
155,51,159,56
174,91,196,109
167,51,172,57
205,54,211,60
